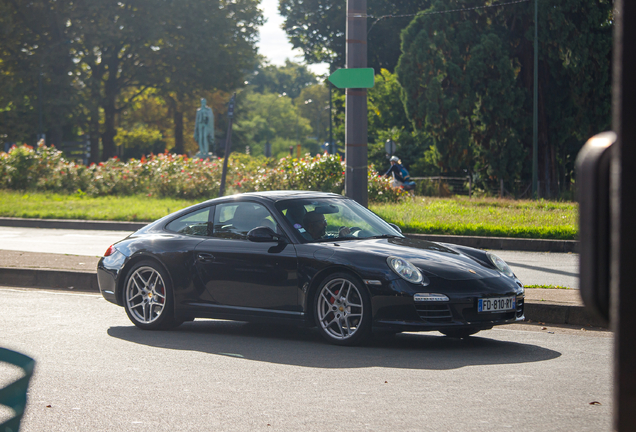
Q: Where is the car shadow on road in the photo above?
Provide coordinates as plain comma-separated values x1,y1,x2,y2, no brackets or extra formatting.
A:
107,320,561,370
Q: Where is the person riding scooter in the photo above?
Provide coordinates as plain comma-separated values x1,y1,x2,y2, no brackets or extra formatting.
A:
381,156,416,191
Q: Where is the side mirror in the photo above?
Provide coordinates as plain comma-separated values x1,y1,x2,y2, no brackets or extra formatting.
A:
388,223,402,234
576,131,615,324
247,226,285,243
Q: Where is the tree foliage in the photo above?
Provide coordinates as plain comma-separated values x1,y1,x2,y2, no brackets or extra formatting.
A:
296,83,330,145
249,59,317,98
0,0,78,147
367,69,428,176
0,0,262,161
396,0,612,194
232,90,313,158
279,0,431,72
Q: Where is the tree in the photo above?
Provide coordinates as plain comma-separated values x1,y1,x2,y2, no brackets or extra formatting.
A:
249,59,317,99
396,0,612,194
149,0,262,154
0,0,79,146
296,83,330,146
367,69,429,176
232,90,312,158
68,0,263,161
279,0,432,72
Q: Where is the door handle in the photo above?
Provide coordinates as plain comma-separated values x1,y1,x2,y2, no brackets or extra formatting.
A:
197,253,215,262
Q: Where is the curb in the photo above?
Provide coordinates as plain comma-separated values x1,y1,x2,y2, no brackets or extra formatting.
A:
524,302,607,328
405,233,578,253
0,217,578,253
0,268,99,292
0,267,603,328
0,217,147,232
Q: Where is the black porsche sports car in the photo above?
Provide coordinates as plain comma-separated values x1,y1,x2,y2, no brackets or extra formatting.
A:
97,191,524,345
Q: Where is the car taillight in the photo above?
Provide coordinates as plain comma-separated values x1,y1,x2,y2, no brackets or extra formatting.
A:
104,245,115,257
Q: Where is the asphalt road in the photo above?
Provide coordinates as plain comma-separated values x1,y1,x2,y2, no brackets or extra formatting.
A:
0,226,580,288
0,287,610,431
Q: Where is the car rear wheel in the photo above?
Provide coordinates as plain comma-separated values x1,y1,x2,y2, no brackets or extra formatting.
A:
123,261,181,330
314,273,371,346
440,328,480,339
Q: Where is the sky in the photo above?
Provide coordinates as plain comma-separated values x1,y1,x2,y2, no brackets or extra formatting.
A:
257,0,330,76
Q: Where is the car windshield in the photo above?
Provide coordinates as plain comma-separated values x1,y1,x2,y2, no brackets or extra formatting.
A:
275,197,404,243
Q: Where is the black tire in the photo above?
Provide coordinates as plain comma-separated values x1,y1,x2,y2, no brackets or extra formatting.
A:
440,328,480,339
123,260,181,330
313,273,371,346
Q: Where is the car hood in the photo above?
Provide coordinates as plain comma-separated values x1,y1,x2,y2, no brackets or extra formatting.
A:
329,237,502,281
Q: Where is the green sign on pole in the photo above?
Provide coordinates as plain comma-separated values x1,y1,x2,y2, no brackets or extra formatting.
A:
328,68,375,89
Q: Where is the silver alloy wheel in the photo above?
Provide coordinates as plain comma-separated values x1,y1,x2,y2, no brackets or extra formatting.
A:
125,266,166,324
317,278,364,340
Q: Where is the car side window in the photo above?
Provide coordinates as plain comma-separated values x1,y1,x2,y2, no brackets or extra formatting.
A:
212,202,276,240
165,207,212,236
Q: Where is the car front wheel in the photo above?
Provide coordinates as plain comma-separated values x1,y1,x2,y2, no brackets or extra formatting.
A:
314,273,371,346
123,260,181,330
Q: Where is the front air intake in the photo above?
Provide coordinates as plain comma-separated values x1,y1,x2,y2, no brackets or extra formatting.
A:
414,304,453,323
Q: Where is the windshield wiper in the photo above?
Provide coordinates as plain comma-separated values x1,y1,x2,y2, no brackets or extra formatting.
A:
311,234,402,243
313,236,358,243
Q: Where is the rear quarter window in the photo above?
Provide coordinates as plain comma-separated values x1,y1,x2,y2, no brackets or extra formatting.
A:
165,207,212,236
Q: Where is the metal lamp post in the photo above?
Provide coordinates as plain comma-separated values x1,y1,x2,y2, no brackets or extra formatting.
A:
345,0,369,207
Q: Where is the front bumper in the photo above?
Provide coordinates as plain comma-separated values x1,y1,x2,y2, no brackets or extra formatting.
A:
370,276,525,332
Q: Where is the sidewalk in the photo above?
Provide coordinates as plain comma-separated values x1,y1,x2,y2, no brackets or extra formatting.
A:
0,249,606,329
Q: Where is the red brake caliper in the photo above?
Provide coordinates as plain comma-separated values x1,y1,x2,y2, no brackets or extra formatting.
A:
329,289,340,304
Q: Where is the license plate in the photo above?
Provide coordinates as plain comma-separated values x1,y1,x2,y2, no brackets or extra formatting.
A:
478,296,516,313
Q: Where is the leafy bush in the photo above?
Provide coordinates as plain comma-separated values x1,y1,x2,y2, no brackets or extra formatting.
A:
0,144,407,202
114,126,166,160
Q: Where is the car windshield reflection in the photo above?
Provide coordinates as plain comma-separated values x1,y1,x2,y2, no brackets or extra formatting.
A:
275,198,404,243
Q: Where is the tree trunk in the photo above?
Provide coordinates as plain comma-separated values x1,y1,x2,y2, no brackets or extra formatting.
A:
538,60,556,199
102,98,116,160
101,54,118,161
87,61,103,164
88,107,100,164
172,97,184,155
49,124,63,149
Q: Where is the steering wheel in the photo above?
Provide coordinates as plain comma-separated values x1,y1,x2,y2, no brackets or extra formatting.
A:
340,226,362,236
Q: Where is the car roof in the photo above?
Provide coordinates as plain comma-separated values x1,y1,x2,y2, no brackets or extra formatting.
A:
138,191,349,235
219,190,345,202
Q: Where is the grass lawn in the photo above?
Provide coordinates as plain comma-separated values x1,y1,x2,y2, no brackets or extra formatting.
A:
370,196,577,240
0,190,196,221
0,191,578,239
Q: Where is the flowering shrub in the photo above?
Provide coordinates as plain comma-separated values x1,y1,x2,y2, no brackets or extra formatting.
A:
0,143,93,192
368,166,410,202
0,144,407,202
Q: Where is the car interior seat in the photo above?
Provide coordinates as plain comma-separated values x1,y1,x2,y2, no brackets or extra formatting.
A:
285,205,307,228
231,204,275,235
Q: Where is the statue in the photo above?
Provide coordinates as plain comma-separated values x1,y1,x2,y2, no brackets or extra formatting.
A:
194,98,214,158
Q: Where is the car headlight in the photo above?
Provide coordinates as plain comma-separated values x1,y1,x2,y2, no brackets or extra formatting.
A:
387,256,427,285
486,252,515,278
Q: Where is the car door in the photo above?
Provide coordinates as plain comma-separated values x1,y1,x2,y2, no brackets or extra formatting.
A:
193,201,301,317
